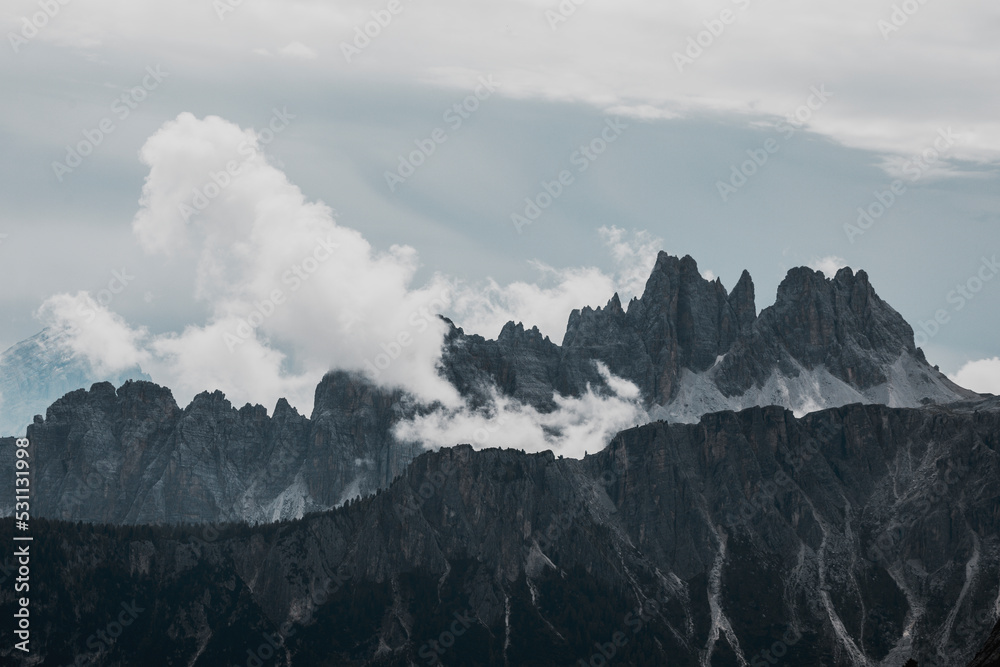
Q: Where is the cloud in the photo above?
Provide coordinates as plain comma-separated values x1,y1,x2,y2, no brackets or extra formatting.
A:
133,112,464,406
449,226,660,342
809,256,848,277
393,362,647,459
36,292,149,375
9,0,999,171
278,41,318,60
37,113,659,421
949,357,1000,395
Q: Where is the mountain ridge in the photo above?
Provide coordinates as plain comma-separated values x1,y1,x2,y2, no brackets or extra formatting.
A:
0,252,984,526
3,399,999,665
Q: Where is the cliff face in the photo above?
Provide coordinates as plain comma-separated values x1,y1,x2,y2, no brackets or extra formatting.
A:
0,371,418,524
442,253,977,422
3,400,999,666
0,252,981,527
968,619,1000,667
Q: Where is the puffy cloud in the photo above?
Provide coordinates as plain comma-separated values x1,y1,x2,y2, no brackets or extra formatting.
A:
809,256,848,277
132,112,460,406
36,292,149,375
949,357,1000,395
38,113,658,423
393,362,647,459
449,226,660,342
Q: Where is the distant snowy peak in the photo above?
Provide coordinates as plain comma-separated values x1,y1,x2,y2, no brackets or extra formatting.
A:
441,252,981,420
0,327,149,437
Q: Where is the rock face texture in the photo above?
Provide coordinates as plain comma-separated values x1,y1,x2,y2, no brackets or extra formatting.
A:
0,252,982,526
441,252,977,422
0,372,421,524
3,400,999,666
0,327,149,437
969,619,1000,667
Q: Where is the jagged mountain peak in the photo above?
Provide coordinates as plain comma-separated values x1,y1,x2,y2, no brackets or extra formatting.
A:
445,251,976,421
498,320,549,344
606,291,624,314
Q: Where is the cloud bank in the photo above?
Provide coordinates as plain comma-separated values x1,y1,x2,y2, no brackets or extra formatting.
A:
5,0,998,171
949,358,1000,396
35,112,657,457
393,362,647,459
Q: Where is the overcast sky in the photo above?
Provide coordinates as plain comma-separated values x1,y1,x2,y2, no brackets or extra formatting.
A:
1,0,999,414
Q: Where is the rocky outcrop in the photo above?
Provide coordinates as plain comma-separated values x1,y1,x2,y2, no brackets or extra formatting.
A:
442,253,979,421
0,327,149,437
0,252,983,526
968,619,1000,666
716,266,924,395
4,399,999,666
0,372,417,524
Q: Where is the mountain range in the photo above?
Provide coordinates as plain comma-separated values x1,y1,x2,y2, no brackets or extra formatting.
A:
0,251,997,666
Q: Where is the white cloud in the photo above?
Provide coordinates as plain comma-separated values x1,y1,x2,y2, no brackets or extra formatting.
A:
393,362,647,459
36,292,149,375
809,256,848,277
949,357,1000,395
37,113,660,419
7,0,998,171
278,41,318,60
449,226,660,342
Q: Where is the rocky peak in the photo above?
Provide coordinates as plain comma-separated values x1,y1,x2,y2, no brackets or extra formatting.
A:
445,252,974,417
498,321,549,346
727,269,757,330
765,264,916,377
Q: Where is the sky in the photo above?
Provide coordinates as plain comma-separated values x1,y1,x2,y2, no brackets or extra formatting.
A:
1,0,999,431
